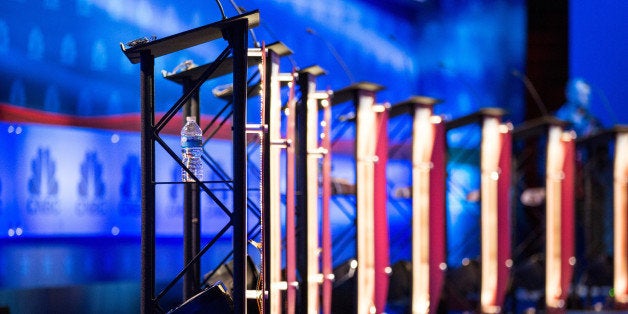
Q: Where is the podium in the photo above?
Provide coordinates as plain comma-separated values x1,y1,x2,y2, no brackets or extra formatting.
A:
330,82,389,314
295,65,334,313
613,127,628,309
259,43,298,314
122,11,259,314
575,125,628,309
512,116,575,313
445,108,512,313
282,68,299,314
388,96,446,314
170,41,296,314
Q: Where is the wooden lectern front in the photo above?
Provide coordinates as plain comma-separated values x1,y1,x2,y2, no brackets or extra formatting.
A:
513,117,575,313
576,126,628,309
296,65,333,314
331,82,389,314
389,96,446,314
446,108,512,313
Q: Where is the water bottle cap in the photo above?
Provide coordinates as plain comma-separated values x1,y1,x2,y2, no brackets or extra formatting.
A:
186,116,196,123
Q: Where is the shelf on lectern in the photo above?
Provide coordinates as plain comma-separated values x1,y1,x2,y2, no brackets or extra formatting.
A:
163,41,293,86
163,56,263,83
121,10,260,64
388,95,442,118
445,107,507,130
332,82,385,105
512,115,569,139
212,84,262,100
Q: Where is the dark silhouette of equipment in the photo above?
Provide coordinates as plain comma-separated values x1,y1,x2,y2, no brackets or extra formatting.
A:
386,260,412,313
441,259,480,312
167,282,233,314
331,259,358,313
202,255,261,314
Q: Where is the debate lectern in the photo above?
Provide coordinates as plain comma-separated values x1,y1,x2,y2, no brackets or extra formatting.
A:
163,41,292,311
446,108,512,313
295,65,334,314
613,127,628,309
388,96,446,314
331,82,390,314
576,125,628,310
512,117,575,313
122,11,259,314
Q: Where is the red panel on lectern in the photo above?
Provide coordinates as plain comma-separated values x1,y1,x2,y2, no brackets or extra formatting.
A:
374,108,390,313
430,121,447,313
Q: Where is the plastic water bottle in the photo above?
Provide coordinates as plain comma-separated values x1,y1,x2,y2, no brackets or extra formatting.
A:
181,116,203,182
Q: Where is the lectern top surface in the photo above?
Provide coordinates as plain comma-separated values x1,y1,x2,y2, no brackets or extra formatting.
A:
163,56,262,83
445,107,508,130
332,82,385,105
389,96,442,118
163,41,293,83
121,10,260,64
576,124,628,145
299,65,327,77
512,115,570,139
266,41,293,57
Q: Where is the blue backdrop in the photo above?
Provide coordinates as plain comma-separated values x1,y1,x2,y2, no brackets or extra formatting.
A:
0,0,528,291
569,1,628,127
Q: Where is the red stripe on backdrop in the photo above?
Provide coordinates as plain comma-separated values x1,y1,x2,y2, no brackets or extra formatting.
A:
374,108,389,313
0,103,232,138
430,121,447,314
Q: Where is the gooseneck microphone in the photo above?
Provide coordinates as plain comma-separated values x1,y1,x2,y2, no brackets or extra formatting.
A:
226,0,260,48
590,83,619,126
511,69,549,117
213,0,227,19
306,28,356,84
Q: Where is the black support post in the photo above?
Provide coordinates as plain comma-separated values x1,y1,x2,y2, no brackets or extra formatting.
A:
223,18,250,314
182,80,201,300
139,50,156,314
123,11,259,314
295,70,312,312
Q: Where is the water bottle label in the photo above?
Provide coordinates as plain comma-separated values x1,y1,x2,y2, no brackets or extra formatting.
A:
181,137,202,148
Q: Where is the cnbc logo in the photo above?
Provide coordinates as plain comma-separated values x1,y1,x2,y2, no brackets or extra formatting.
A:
76,151,106,216
26,147,59,215
118,154,140,217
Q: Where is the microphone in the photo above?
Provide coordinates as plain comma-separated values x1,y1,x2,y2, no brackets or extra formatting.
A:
213,0,227,19
226,0,260,48
511,69,549,117
589,83,618,126
306,27,356,84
